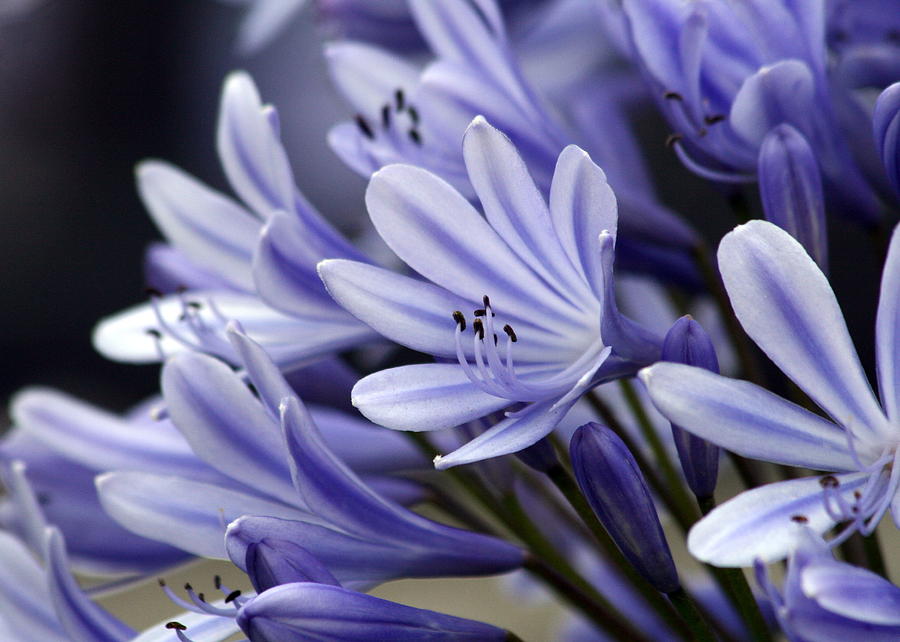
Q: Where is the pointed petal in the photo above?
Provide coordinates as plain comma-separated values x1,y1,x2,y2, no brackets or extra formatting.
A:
96,471,310,559
640,363,857,471
873,82,900,198
216,71,295,217
801,557,900,625
44,528,135,642
161,351,297,505
352,363,508,432
462,118,590,302
235,582,507,641
364,164,584,324
718,220,889,440
136,160,259,290
876,224,900,421
549,145,618,298
687,473,869,566
143,244,230,293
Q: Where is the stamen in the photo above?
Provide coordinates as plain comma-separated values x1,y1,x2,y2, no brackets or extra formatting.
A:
395,88,405,111
407,106,419,124
704,114,726,125
663,91,683,100
452,310,466,331
408,129,422,145
381,104,391,128
503,324,517,342
473,318,485,340
354,114,374,139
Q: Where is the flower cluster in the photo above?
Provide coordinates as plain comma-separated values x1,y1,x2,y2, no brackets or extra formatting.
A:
3,0,900,640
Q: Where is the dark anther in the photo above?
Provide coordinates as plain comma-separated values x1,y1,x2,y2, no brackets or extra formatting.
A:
157,578,166,587
853,490,862,500
214,575,222,590
246,382,259,398
187,301,202,310
146,329,163,339
474,309,486,317
354,114,374,139
36,492,51,505
482,295,491,308
395,88,405,111
503,324,517,342
697,127,708,138
704,114,726,125
144,287,163,298
819,475,839,488
225,589,242,603
408,106,419,124
184,583,192,591
473,318,485,340
408,129,422,145
381,104,391,128
790,514,808,523
452,310,466,331
493,333,499,345
166,622,187,631
663,91,683,100
198,593,205,602
665,133,683,148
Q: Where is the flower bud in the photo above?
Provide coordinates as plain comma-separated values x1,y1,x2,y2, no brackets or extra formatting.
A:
570,422,679,594
758,124,828,271
244,538,340,594
661,316,721,500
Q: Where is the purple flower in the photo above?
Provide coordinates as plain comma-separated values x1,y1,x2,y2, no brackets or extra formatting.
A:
756,526,900,639
641,220,900,565
319,116,661,468
92,71,374,370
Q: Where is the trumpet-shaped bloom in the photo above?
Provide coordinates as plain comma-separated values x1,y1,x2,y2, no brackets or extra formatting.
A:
320,116,661,468
92,71,374,371
756,527,900,640
641,220,900,565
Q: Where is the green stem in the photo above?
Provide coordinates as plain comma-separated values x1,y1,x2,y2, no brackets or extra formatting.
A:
863,531,888,578
618,378,701,527
546,464,690,639
666,588,717,642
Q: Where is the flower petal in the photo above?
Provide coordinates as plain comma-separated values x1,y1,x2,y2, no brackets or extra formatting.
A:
687,473,869,566
718,220,889,441
352,363,508,432
95,471,311,559
0,530,67,641
876,224,900,421
640,363,857,471
801,557,900,625
136,160,259,290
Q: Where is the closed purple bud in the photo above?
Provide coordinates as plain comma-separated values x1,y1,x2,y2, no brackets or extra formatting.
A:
570,423,679,594
758,124,828,271
874,82,900,199
236,583,508,641
661,316,721,500
515,437,558,473
245,538,340,594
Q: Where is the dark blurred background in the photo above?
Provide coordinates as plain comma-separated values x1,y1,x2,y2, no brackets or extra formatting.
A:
0,0,882,424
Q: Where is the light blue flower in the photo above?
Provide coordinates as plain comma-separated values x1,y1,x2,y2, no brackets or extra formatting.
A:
92,71,374,371
641,219,900,565
756,526,900,640
319,116,661,468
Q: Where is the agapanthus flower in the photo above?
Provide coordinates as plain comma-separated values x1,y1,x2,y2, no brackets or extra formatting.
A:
320,116,661,468
641,219,900,565
622,0,882,222
323,0,700,285
93,71,374,371
756,526,900,639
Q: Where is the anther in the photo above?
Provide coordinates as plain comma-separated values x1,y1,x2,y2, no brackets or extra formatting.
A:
184,583,192,591
503,324,517,342
474,309,486,317
790,514,808,523
214,575,221,590
482,295,491,308
408,129,422,145
697,127,708,137
157,578,166,587
493,333,499,345
144,287,163,298
452,310,466,331
407,106,419,124
665,133,684,148
819,475,839,488
381,104,391,128
225,589,242,603
663,91,683,100
146,328,162,339
354,115,374,139
853,490,862,500
704,114,726,125
473,318,485,340
166,622,187,630
395,88,405,111
197,593,205,602
187,301,202,310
